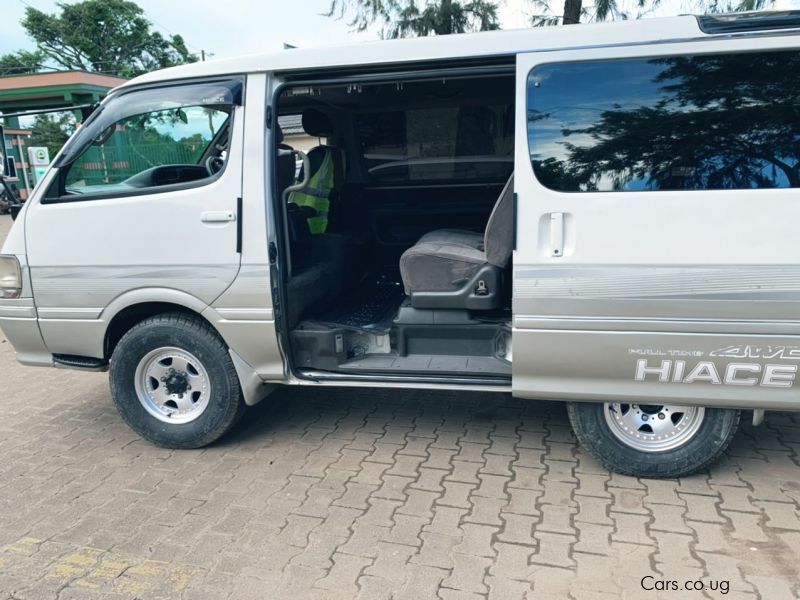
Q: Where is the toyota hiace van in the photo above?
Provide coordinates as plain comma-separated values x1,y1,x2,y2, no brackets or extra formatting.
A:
2,10,799,477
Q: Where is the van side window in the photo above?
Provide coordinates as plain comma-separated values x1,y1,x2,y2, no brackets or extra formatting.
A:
52,80,242,200
527,50,800,192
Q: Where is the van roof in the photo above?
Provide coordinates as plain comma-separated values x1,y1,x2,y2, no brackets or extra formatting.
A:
121,11,798,89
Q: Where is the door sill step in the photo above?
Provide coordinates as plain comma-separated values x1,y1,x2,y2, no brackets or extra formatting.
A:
297,368,511,387
53,354,108,372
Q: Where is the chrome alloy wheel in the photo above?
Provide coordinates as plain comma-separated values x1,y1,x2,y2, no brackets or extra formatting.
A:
604,403,705,452
134,347,211,424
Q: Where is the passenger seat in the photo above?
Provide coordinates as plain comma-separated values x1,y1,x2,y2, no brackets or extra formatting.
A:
399,174,514,310
283,110,366,326
288,109,345,234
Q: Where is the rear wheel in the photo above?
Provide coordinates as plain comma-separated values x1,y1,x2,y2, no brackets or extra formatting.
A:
567,401,739,478
109,313,245,448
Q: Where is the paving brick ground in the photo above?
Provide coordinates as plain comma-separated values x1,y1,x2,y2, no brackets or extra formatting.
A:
1,214,800,599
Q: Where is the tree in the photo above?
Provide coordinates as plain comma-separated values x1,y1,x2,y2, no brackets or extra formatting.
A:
531,0,774,27
327,0,501,37
28,113,76,159
0,50,47,77
21,0,197,78
531,0,649,26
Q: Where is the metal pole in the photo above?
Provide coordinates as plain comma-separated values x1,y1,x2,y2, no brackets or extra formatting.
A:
0,124,21,214
16,135,31,193
0,123,5,176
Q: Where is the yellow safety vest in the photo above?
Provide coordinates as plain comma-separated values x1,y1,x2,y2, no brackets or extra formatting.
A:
288,148,334,234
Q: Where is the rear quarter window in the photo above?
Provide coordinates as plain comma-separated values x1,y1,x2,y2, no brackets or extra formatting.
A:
527,50,800,192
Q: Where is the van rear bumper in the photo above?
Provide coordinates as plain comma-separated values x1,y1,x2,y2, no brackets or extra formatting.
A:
0,299,53,367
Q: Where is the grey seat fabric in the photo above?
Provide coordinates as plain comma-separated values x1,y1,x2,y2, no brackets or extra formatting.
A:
400,174,514,297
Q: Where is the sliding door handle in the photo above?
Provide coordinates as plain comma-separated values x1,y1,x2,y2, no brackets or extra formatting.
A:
549,212,564,257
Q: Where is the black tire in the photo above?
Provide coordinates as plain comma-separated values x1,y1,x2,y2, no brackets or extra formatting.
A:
109,313,245,449
567,401,740,478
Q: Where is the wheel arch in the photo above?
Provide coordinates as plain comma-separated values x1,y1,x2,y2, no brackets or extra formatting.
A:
104,302,199,360
101,289,275,407
101,288,217,360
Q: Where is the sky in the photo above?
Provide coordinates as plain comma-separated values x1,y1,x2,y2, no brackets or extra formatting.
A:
0,0,533,59
3,0,798,62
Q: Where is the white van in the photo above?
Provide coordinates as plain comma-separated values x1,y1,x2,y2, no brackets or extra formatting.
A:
2,10,798,478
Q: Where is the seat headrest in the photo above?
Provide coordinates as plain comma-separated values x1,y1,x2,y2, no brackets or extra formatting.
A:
302,109,333,137
276,123,284,143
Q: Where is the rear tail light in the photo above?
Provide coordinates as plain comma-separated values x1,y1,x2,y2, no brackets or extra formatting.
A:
0,256,22,299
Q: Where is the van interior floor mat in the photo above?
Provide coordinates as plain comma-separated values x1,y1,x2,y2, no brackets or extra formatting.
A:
316,280,405,332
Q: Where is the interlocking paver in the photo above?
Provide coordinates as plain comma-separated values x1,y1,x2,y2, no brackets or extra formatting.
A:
412,531,458,569
486,575,531,599
650,530,703,569
438,481,476,509
539,503,577,535
573,521,612,555
412,467,448,492
447,460,482,484
530,531,575,568
385,514,428,547
454,523,497,558
338,523,386,559
335,481,378,509
386,454,425,478
714,484,760,514
393,564,448,600
755,500,800,531
725,511,770,543
574,494,612,525
464,496,507,526
610,512,655,546
504,487,542,517
314,552,372,597
357,498,400,529
648,503,693,534
0,214,798,599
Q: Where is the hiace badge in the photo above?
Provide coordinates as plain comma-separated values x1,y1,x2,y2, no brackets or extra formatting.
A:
630,345,799,388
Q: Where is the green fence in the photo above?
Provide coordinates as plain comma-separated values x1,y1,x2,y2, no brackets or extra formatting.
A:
69,141,203,187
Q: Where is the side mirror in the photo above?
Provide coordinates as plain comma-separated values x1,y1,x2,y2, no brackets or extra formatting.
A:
10,204,21,221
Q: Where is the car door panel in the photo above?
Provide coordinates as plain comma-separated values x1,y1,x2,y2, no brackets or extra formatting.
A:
512,37,800,406
26,81,245,358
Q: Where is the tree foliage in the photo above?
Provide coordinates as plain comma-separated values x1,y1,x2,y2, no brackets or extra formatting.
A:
21,0,197,78
531,0,653,26
532,0,773,27
327,0,500,37
0,50,47,77
29,113,76,159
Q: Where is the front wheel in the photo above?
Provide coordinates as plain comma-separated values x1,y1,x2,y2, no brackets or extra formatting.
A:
109,313,245,448
567,401,740,478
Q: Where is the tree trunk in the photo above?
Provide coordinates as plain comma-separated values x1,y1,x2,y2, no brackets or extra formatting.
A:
442,0,453,33
563,0,582,25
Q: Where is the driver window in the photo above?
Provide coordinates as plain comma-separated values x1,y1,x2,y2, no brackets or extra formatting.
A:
52,79,242,199
65,105,231,192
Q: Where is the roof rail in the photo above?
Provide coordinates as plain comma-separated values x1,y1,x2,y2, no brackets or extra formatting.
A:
697,10,800,34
